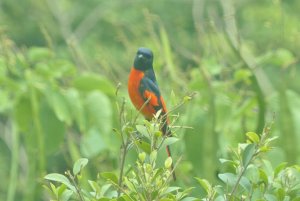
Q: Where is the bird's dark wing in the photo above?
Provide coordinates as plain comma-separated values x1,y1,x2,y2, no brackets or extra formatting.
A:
139,76,163,112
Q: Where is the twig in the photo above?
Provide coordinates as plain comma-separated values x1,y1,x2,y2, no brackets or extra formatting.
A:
66,171,85,201
117,140,129,197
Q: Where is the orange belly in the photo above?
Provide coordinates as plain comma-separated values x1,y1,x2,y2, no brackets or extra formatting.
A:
128,68,157,119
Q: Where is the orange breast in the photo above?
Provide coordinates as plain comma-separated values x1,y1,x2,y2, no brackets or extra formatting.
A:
128,68,156,119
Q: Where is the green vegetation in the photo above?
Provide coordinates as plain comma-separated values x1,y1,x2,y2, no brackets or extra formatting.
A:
0,0,300,200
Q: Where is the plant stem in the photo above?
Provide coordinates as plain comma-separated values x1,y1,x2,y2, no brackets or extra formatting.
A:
229,150,256,201
118,140,129,196
67,171,85,201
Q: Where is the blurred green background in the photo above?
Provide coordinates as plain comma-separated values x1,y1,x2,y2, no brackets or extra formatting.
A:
0,0,300,200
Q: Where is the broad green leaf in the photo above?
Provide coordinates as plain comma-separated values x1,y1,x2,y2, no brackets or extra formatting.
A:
277,188,286,200
195,178,211,194
44,173,76,192
73,158,88,175
242,143,256,167
28,47,52,62
100,172,118,184
246,132,260,143
259,169,268,186
100,183,112,197
40,101,65,155
245,165,259,183
164,186,180,194
88,180,101,194
81,128,107,157
85,91,112,135
161,137,179,147
135,140,151,154
219,158,237,168
274,162,288,178
60,189,73,201
218,173,251,191
123,177,135,192
73,73,115,96
218,173,236,186
45,89,71,125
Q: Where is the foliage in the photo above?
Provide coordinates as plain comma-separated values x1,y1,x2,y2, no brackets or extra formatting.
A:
44,120,300,200
1,0,300,200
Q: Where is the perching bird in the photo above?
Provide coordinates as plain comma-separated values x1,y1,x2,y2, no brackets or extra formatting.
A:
128,47,176,180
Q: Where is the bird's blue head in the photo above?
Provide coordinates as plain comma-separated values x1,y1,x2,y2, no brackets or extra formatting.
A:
133,47,153,71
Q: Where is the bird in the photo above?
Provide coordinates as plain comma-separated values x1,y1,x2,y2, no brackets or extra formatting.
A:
128,47,176,180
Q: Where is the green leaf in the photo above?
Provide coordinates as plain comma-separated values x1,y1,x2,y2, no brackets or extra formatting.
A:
85,91,112,135
245,165,259,183
164,157,172,169
73,73,115,96
218,173,251,192
45,89,71,125
234,69,252,84
242,143,256,167
60,189,73,201
161,137,179,147
100,183,112,197
88,180,101,194
44,173,76,192
117,195,132,201
246,132,260,143
218,173,236,186
28,47,52,62
219,158,237,168
100,172,118,184
73,158,88,176
81,128,107,158
181,197,200,201
277,188,286,200
150,150,157,163
264,194,277,201
272,48,295,67
274,162,288,178
40,101,65,155
136,125,148,137
259,169,269,186
138,152,146,162
123,177,135,192
135,140,151,154
164,186,180,194
195,178,212,194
